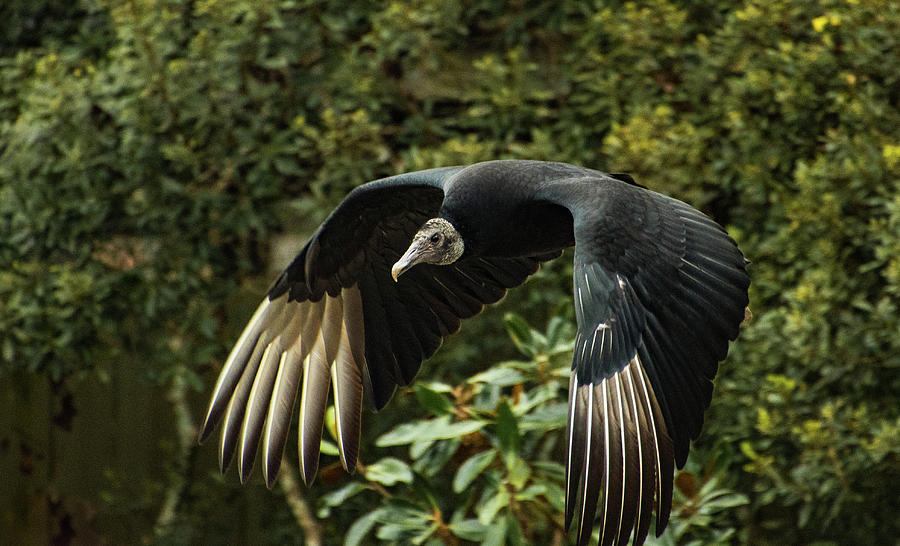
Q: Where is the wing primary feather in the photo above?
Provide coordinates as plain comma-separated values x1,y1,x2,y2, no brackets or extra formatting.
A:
342,285,372,406
632,354,674,535
199,299,276,442
237,338,282,483
262,348,302,488
320,294,343,365
298,300,330,486
624,362,654,545
564,374,583,530
218,334,268,473
262,302,319,487
239,303,308,482
576,386,597,546
598,382,613,546
612,373,636,545
332,290,364,473
600,379,625,546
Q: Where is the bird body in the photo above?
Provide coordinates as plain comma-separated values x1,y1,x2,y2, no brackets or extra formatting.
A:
199,160,749,546
438,161,580,256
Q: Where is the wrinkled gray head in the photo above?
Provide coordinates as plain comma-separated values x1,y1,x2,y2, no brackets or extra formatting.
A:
391,218,464,281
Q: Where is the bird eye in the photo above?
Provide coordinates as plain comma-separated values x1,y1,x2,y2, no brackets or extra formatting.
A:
430,233,442,244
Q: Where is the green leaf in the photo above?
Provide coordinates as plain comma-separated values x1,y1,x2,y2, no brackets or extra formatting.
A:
700,492,750,512
377,416,486,446
411,522,439,545
503,312,537,356
453,450,496,493
345,510,382,546
320,439,340,456
514,483,547,501
448,519,488,541
519,402,568,432
520,478,565,512
504,512,523,545
325,405,337,442
477,488,509,525
409,474,441,511
495,400,520,469
507,457,531,491
512,384,559,416
318,482,367,517
364,457,414,486
376,420,438,446
414,436,461,477
468,366,526,386
374,505,433,540
482,519,506,546
414,384,455,416
532,461,566,481
545,316,569,348
420,381,453,392
409,439,435,460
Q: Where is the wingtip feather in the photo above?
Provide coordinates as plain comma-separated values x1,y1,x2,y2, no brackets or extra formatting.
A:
199,299,278,444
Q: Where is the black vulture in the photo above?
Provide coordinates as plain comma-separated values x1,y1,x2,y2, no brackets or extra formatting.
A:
198,160,750,546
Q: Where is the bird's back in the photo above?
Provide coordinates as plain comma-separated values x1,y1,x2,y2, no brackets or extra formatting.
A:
440,160,616,257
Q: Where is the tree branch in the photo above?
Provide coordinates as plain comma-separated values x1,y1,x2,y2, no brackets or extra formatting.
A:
154,368,194,537
278,462,323,546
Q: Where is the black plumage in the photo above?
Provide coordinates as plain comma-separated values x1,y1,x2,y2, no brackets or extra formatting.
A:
198,160,750,545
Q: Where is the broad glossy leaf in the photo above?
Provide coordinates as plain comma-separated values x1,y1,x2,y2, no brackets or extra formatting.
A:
318,482,366,517
482,520,506,546
409,439,434,460
507,457,531,491
376,416,486,447
345,510,383,546
448,519,488,541
495,400,520,469
503,312,539,356
512,384,559,416
477,487,509,525
453,450,496,493
518,402,567,432
414,384,455,416
320,438,339,456
365,457,413,486
413,436,460,477
468,366,526,386
374,506,433,540
504,512,523,545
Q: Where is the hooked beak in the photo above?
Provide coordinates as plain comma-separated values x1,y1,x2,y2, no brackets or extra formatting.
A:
392,241,427,282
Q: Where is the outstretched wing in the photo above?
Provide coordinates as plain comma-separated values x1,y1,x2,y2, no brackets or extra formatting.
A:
536,177,749,546
198,166,558,488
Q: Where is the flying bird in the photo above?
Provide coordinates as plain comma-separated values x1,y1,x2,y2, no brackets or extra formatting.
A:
198,160,749,546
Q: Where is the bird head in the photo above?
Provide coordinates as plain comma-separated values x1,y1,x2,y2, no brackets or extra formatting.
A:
392,218,464,281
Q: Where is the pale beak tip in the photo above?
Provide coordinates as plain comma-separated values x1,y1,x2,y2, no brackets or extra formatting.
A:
391,262,402,282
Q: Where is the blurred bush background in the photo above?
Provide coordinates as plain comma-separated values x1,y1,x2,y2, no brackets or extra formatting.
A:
1,0,898,544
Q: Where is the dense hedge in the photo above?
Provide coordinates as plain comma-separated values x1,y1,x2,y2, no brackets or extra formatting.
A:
2,0,898,544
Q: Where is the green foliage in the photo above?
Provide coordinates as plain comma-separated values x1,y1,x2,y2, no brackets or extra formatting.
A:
328,315,572,544
3,0,899,543
326,316,748,545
